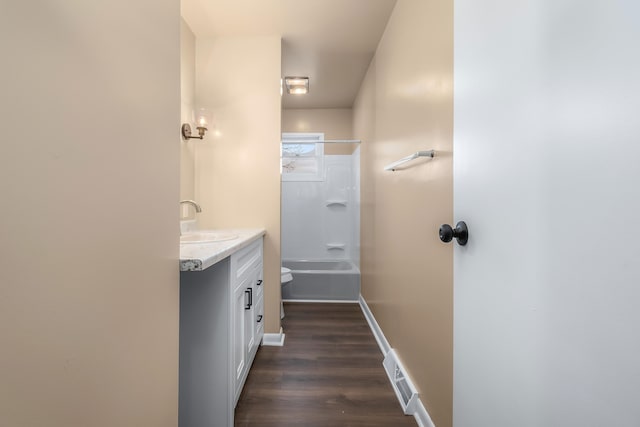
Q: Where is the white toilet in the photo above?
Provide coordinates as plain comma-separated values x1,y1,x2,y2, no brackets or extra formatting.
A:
280,267,293,319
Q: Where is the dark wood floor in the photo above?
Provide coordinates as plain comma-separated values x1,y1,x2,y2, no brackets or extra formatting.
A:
234,302,417,427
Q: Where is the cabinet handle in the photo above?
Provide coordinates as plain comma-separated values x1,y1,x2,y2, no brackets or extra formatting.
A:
245,288,253,310
257,315,263,323
256,279,263,286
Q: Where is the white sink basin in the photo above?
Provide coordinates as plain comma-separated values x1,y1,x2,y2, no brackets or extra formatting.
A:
180,231,239,244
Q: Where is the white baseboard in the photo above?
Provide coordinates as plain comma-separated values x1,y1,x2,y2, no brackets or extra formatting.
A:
261,327,285,346
413,399,436,427
358,295,436,427
358,295,391,355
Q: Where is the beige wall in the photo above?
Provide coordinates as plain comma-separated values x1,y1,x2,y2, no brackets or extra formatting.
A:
195,36,282,334
353,0,453,425
282,108,357,155
0,2,180,426
180,18,197,219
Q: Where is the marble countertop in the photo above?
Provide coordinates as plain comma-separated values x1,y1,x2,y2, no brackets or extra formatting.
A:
179,228,266,272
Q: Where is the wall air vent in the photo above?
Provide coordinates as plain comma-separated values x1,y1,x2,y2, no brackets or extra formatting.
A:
383,349,419,415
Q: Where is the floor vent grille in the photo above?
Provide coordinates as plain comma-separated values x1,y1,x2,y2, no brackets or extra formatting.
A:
383,349,419,415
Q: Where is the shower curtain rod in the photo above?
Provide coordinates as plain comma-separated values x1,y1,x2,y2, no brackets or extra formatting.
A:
280,139,361,144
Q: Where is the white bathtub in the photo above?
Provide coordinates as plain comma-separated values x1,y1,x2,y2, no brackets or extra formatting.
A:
281,259,360,301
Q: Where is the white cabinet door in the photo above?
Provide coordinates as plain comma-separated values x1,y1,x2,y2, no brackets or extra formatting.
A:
231,276,250,401
243,272,256,362
230,238,264,407
454,1,640,425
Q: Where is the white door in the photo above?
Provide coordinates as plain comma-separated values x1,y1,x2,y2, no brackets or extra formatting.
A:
454,1,640,426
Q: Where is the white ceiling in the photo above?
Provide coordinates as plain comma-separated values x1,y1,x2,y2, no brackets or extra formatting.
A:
181,0,397,109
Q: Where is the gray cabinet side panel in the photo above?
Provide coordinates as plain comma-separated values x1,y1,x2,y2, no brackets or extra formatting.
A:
179,258,231,427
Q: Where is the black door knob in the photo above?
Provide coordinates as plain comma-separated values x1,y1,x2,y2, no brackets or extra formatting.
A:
439,221,469,246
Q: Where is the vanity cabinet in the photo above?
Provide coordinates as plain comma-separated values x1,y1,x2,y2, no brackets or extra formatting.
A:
230,239,264,405
179,236,264,427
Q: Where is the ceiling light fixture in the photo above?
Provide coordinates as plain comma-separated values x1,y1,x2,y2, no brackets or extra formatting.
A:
284,76,309,95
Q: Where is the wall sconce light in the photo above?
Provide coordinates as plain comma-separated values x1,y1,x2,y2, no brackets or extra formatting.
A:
182,108,212,140
284,76,309,95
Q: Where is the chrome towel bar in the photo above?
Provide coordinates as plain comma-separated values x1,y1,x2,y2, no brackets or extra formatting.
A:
383,150,435,171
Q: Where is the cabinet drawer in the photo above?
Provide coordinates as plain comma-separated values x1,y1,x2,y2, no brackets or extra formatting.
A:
231,239,263,286
253,263,264,300
254,295,265,347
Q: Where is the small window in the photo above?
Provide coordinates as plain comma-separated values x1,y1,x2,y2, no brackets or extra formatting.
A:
281,133,324,181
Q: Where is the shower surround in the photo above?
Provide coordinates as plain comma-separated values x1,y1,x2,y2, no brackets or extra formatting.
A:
281,148,360,301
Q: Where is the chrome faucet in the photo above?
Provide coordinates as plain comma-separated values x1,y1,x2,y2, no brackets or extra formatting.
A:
180,200,202,213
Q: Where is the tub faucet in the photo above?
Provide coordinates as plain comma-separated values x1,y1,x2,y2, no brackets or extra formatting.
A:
180,199,202,213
